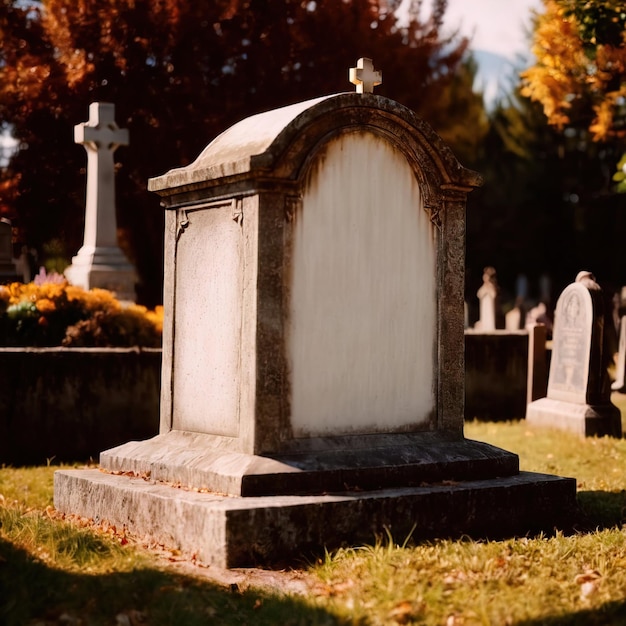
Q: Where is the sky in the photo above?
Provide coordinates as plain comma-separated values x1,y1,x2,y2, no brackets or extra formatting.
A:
434,0,544,104
442,0,543,61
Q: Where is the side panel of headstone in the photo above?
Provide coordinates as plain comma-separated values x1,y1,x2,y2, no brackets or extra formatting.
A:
172,200,244,435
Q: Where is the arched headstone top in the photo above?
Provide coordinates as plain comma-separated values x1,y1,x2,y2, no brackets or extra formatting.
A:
148,93,482,208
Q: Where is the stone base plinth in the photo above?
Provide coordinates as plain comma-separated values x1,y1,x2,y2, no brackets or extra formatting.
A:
65,245,137,302
54,468,576,568
99,430,520,497
526,397,622,438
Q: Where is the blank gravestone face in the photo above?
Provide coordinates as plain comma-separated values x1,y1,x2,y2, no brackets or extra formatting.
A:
288,131,436,436
548,283,592,403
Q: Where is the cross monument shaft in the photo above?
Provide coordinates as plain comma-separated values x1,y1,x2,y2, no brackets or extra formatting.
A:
74,102,129,250
65,102,136,302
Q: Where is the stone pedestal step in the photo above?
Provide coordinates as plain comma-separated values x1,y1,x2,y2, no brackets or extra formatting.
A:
55,469,577,569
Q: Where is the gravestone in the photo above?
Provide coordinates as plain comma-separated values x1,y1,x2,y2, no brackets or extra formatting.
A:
0,218,19,283
505,298,525,330
611,315,626,393
506,274,528,331
55,60,576,567
64,102,137,302
475,266,503,330
527,271,621,437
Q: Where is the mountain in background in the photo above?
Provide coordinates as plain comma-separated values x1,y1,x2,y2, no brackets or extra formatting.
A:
472,49,523,108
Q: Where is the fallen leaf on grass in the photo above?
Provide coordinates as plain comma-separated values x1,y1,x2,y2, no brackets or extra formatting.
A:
311,578,356,598
443,569,468,585
388,600,421,624
575,569,601,602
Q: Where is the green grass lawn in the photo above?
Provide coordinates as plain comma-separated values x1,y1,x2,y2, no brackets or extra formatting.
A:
3,408,626,625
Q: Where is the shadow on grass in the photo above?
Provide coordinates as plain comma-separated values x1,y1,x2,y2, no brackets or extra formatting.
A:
0,539,359,626
515,600,626,626
575,490,626,531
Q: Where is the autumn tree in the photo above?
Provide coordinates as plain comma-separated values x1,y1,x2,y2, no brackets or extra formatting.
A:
0,0,471,304
514,0,626,303
521,0,626,142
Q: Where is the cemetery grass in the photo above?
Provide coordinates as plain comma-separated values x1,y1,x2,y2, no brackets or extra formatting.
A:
1,409,626,625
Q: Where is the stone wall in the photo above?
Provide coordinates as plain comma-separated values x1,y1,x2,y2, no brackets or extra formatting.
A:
0,348,161,465
0,331,546,465
465,327,547,421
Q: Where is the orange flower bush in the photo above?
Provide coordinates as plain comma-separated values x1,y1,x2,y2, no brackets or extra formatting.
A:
0,276,163,347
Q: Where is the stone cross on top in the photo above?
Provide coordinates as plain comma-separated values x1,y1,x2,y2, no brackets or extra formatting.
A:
349,57,382,94
74,102,128,250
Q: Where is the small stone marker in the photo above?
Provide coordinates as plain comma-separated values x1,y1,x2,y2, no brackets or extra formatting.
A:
55,60,576,568
527,271,621,437
349,57,382,93
505,298,525,331
65,102,137,301
475,266,501,330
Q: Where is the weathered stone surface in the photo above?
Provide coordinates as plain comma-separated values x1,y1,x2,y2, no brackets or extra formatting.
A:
100,431,519,496
525,397,621,438
55,468,577,569
149,92,480,454
55,83,578,567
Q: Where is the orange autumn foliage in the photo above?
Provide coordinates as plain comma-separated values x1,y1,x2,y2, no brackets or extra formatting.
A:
521,0,626,141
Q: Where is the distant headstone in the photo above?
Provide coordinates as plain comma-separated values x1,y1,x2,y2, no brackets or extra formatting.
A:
14,245,37,283
505,297,525,330
65,102,137,301
612,315,626,393
55,60,576,568
475,266,502,330
526,271,621,437
0,219,19,283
